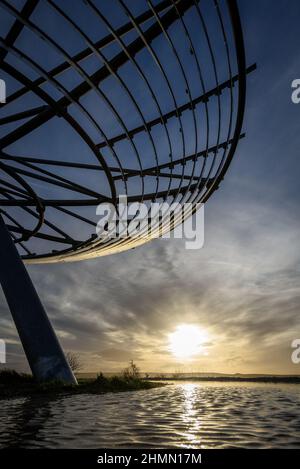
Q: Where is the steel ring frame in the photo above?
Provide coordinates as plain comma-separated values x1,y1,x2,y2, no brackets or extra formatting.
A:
0,0,255,262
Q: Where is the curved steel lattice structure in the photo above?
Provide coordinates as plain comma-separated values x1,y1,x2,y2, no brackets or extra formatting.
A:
0,0,255,263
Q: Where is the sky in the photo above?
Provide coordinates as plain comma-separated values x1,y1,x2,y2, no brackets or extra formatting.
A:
0,0,300,375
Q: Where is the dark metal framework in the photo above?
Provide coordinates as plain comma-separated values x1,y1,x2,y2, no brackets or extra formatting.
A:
0,0,255,263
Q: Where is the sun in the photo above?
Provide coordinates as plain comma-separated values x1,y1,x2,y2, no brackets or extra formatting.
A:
168,324,208,359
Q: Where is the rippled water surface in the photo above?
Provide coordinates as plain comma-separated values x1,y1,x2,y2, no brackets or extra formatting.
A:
0,382,300,448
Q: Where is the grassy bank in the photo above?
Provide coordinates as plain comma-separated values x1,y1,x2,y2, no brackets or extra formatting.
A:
0,370,164,400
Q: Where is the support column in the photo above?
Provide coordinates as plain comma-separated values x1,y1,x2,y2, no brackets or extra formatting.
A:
0,215,77,384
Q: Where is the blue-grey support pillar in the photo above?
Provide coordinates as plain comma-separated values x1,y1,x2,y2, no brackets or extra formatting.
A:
0,215,77,384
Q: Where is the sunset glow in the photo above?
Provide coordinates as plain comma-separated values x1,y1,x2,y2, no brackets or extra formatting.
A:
168,325,208,359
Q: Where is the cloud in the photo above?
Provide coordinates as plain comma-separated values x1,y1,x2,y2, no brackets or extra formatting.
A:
1,184,299,374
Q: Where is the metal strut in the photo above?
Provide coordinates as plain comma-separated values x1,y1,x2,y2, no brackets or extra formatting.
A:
0,215,77,383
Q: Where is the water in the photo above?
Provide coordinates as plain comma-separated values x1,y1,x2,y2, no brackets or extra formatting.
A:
0,382,300,448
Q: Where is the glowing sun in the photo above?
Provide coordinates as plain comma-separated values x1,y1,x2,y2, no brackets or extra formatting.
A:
168,324,208,359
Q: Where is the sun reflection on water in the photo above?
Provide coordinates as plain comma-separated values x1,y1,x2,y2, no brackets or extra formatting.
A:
180,383,204,448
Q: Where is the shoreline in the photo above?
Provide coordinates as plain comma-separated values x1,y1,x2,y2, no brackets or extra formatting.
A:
0,371,165,400
146,376,300,384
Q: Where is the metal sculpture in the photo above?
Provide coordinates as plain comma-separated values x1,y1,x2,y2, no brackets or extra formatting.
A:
0,0,255,382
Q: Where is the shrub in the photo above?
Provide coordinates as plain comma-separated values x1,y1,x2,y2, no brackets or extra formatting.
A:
122,360,140,380
0,369,33,384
